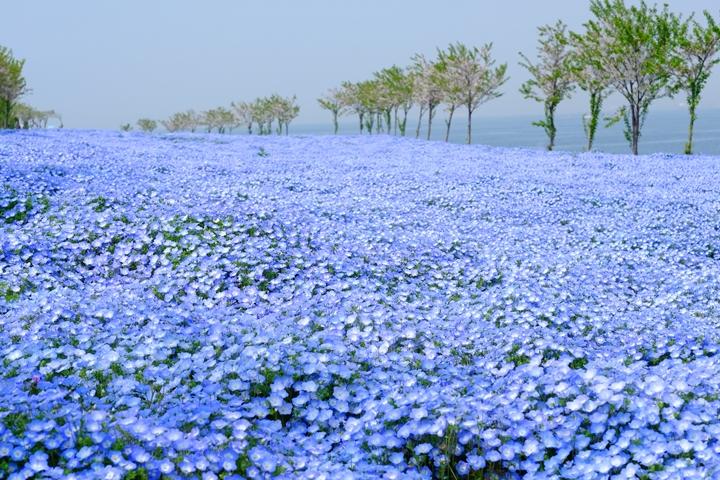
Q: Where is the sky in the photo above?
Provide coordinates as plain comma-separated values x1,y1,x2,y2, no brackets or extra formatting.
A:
3,0,720,129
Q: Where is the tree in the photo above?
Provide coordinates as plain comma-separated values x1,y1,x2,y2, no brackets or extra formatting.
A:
357,80,380,134
181,109,201,132
373,65,412,136
318,88,347,134
217,107,237,134
160,113,181,132
582,0,681,155
11,103,58,129
435,49,463,142
137,118,157,133
340,81,365,134
444,42,508,144
202,107,235,134
35,108,58,128
411,55,445,140
275,95,300,135
250,98,273,135
0,47,30,129
519,21,576,151
409,70,428,139
568,29,613,151
231,101,253,134
161,109,200,132
120,124,132,132
12,102,35,128
672,10,720,154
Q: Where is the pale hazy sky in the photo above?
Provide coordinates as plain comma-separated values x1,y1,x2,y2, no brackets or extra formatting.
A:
3,0,719,129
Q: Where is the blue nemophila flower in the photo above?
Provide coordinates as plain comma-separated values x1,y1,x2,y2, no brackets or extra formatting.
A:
4,131,720,477
26,451,49,472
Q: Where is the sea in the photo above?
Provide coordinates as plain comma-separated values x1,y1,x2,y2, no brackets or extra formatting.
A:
284,108,720,156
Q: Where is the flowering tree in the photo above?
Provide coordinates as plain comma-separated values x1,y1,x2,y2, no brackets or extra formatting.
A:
317,88,347,134
0,46,30,129
519,21,576,151
443,42,508,144
202,107,236,134
582,0,681,155
672,10,720,154
340,81,366,134
161,109,201,132
411,55,445,140
434,50,464,142
273,94,300,135
231,101,253,134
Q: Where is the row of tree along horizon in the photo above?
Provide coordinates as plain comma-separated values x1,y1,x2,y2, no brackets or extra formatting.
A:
120,0,720,156
2,0,719,156
318,0,720,155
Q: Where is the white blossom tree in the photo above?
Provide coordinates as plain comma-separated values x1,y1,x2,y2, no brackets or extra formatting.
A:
443,42,508,144
231,101,253,134
161,109,200,132
411,55,445,140
434,50,464,142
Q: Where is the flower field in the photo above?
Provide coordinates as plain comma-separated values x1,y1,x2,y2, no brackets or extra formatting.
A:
2,130,720,479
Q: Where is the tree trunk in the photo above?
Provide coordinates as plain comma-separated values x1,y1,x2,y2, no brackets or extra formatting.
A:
445,107,455,142
3,100,10,129
393,106,399,136
632,105,640,155
426,105,435,141
466,105,473,145
585,91,602,152
415,108,424,139
359,113,363,134
285,123,289,135
547,103,556,151
333,113,338,134
685,103,696,155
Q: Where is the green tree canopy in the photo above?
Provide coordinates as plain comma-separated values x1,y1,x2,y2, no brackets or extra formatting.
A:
0,46,30,129
582,0,682,155
519,20,575,151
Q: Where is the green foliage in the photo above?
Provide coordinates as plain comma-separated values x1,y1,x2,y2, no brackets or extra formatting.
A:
519,20,575,150
569,356,589,370
136,118,157,133
671,10,720,154
580,0,683,154
0,46,29,129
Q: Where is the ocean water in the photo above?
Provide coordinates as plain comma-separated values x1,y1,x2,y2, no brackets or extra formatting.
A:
285,108,720,156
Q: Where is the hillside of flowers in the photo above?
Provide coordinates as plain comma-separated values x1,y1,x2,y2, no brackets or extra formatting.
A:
2,129,720,479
